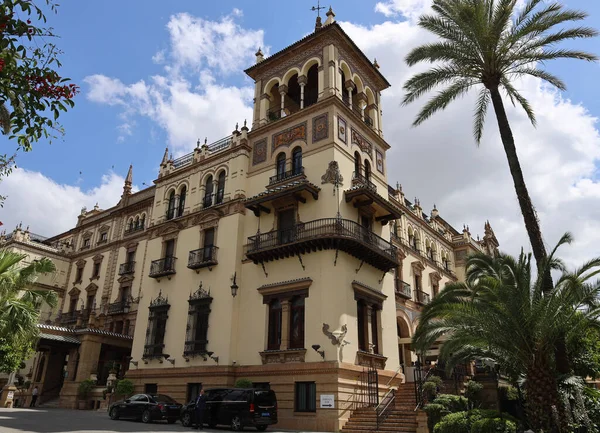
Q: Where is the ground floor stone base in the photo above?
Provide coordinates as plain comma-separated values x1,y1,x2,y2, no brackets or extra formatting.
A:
125,361,403,432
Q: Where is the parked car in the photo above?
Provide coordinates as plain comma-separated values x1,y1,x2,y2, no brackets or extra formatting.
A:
180,388,278,431
109,393,182,424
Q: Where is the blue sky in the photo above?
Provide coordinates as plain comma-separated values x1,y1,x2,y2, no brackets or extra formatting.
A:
2,0,600,266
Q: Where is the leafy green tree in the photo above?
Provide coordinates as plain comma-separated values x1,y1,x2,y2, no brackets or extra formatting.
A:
403,0,597,272
413,234,600,431
0,250,57,372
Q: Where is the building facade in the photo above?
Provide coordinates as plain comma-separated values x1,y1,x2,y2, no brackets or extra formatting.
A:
0,10,499,430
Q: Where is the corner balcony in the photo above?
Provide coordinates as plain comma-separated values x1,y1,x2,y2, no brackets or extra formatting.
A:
245,218,398,272
188,246,218,270
149,257,177,279
346,172,403,226
118,261,135,275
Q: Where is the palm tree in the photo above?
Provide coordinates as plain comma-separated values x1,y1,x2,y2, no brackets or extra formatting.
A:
403,0,597,273
0,250,57,371
412,233,600,431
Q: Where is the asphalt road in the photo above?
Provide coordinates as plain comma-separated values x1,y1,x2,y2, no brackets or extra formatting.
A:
0,408,314,433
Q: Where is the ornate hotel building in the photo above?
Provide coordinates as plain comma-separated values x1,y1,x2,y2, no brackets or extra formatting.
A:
1,10,499,430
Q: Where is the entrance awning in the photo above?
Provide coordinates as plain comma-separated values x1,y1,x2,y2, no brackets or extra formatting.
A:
38,333,81,346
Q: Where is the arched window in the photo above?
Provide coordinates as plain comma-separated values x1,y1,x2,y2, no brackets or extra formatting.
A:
167,190,176,220
140,214,146,229
216,171,226,204
292,147,302,175
276,153,286,180
178,186,186,217
134,216,140,229
364,160,371,181
304,64,319,107
203,176,214,208
354,152,361,175
127,219,133,232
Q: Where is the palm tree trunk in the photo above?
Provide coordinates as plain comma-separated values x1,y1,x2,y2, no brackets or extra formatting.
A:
489,87,549,276
526,356,564,432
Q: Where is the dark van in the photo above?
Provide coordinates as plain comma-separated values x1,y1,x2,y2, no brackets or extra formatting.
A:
180,388,277,431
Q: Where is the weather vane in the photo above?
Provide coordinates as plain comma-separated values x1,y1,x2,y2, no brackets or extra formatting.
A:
311,0,325,17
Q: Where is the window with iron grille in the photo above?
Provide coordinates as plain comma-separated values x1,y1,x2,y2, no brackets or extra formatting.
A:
144,297,170,358
185,286,212,356
295,382,316,412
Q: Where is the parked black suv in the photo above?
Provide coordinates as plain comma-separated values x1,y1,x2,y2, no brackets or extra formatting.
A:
180,388,277,431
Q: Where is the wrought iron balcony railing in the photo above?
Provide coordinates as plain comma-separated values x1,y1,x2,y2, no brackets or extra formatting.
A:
149,257,177,278
188,246,218,270
125,225,145,235
118,261,135,275
352,171,377,191
59,310,78,325
246,217,398,272
269,167,305,185
416,290,431,305
184,340,208,356
107,301,130,315
143,343,165,358
395,280,412,299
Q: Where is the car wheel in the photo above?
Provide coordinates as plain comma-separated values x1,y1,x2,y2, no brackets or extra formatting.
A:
256,426,268,432
167,417,177,424
231,415,243,431
109,407,119,420
181,412,192,427
141,409,152,424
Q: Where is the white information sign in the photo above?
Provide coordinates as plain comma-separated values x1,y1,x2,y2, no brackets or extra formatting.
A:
6,391,14,400
320,394,335,409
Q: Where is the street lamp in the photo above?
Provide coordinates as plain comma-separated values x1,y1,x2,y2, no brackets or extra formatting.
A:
230,272,239,298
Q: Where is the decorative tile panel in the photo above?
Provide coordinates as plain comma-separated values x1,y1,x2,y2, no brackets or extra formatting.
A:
252,139,268,165
338,116,347,144
351,127,373,159
376,149,384,174
312,113,329,143
272,122,307,153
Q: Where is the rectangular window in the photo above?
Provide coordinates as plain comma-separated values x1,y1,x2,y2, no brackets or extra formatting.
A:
145,306,169,356
145,383,158,394
278,209,296,244
267,299,282,350
75,266,83,283
87,294,95,310
69,297,78,313
371,308,379,355
114,320,124,334
295,382,316,412
92,262,101,278
84,238,90,247
126,250,136,264
203,228,215,261
357,301,367,352
415,274,421,292
289,297,305,349
120,286,131,303
185,297,212,355
164,239,175,258
100,232,108,242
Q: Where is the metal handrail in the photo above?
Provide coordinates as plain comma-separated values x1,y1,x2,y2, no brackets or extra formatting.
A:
208,135,233,153
172,153,194,169
395,280,412,298
352,171,377,191
246,217,396,262
385,364,404,388
376,389,396,429
149,257,177,277
416,290,431,305
188,246,218,267
118,261,135,275
269,166,305,185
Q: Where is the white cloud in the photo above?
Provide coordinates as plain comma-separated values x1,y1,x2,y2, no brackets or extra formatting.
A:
1,168,129,236
85,10,261,152
374,0,431,19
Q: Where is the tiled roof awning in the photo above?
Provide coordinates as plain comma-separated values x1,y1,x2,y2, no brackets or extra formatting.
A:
345,184,403,225
244,180,320,216
38,332,80,345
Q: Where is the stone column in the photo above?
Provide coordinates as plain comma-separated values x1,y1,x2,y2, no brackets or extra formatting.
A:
259,94,270,126
344,80,356,108
356,92,368,121
298,75,307,109
75,335,102,382
280,299,291,350
278,85,288,117
367,103,378,131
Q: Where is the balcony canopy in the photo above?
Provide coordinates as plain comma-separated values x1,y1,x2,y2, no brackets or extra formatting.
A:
345,182,403,226
244,179,320,217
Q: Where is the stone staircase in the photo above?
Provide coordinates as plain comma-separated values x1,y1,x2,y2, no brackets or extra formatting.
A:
342,384,418,433
38,396,60,408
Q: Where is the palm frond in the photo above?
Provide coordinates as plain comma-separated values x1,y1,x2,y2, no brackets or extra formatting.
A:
500,77,536,126
473,87,490,144
412,79,474,126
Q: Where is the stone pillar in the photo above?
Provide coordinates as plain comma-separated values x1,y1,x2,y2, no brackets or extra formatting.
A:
259,94,270,126
298,75,307,109
253,80,262,128
278,85,288,117
367,103,379,131
317,65,325,100
280,299,291,350
75,335,102,382
66,348,79,381
345,80,356,108
356,92,368,121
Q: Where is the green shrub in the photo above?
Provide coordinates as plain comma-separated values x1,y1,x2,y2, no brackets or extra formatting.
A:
77,379,95,399
433,394,469,412
498,385,518,401
234,378,253,388
465,380,484,408
425,403,449,432
471,418,516,433
423,381,439,400
429,375,444,387
434,411,470,433
115,379,134,397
